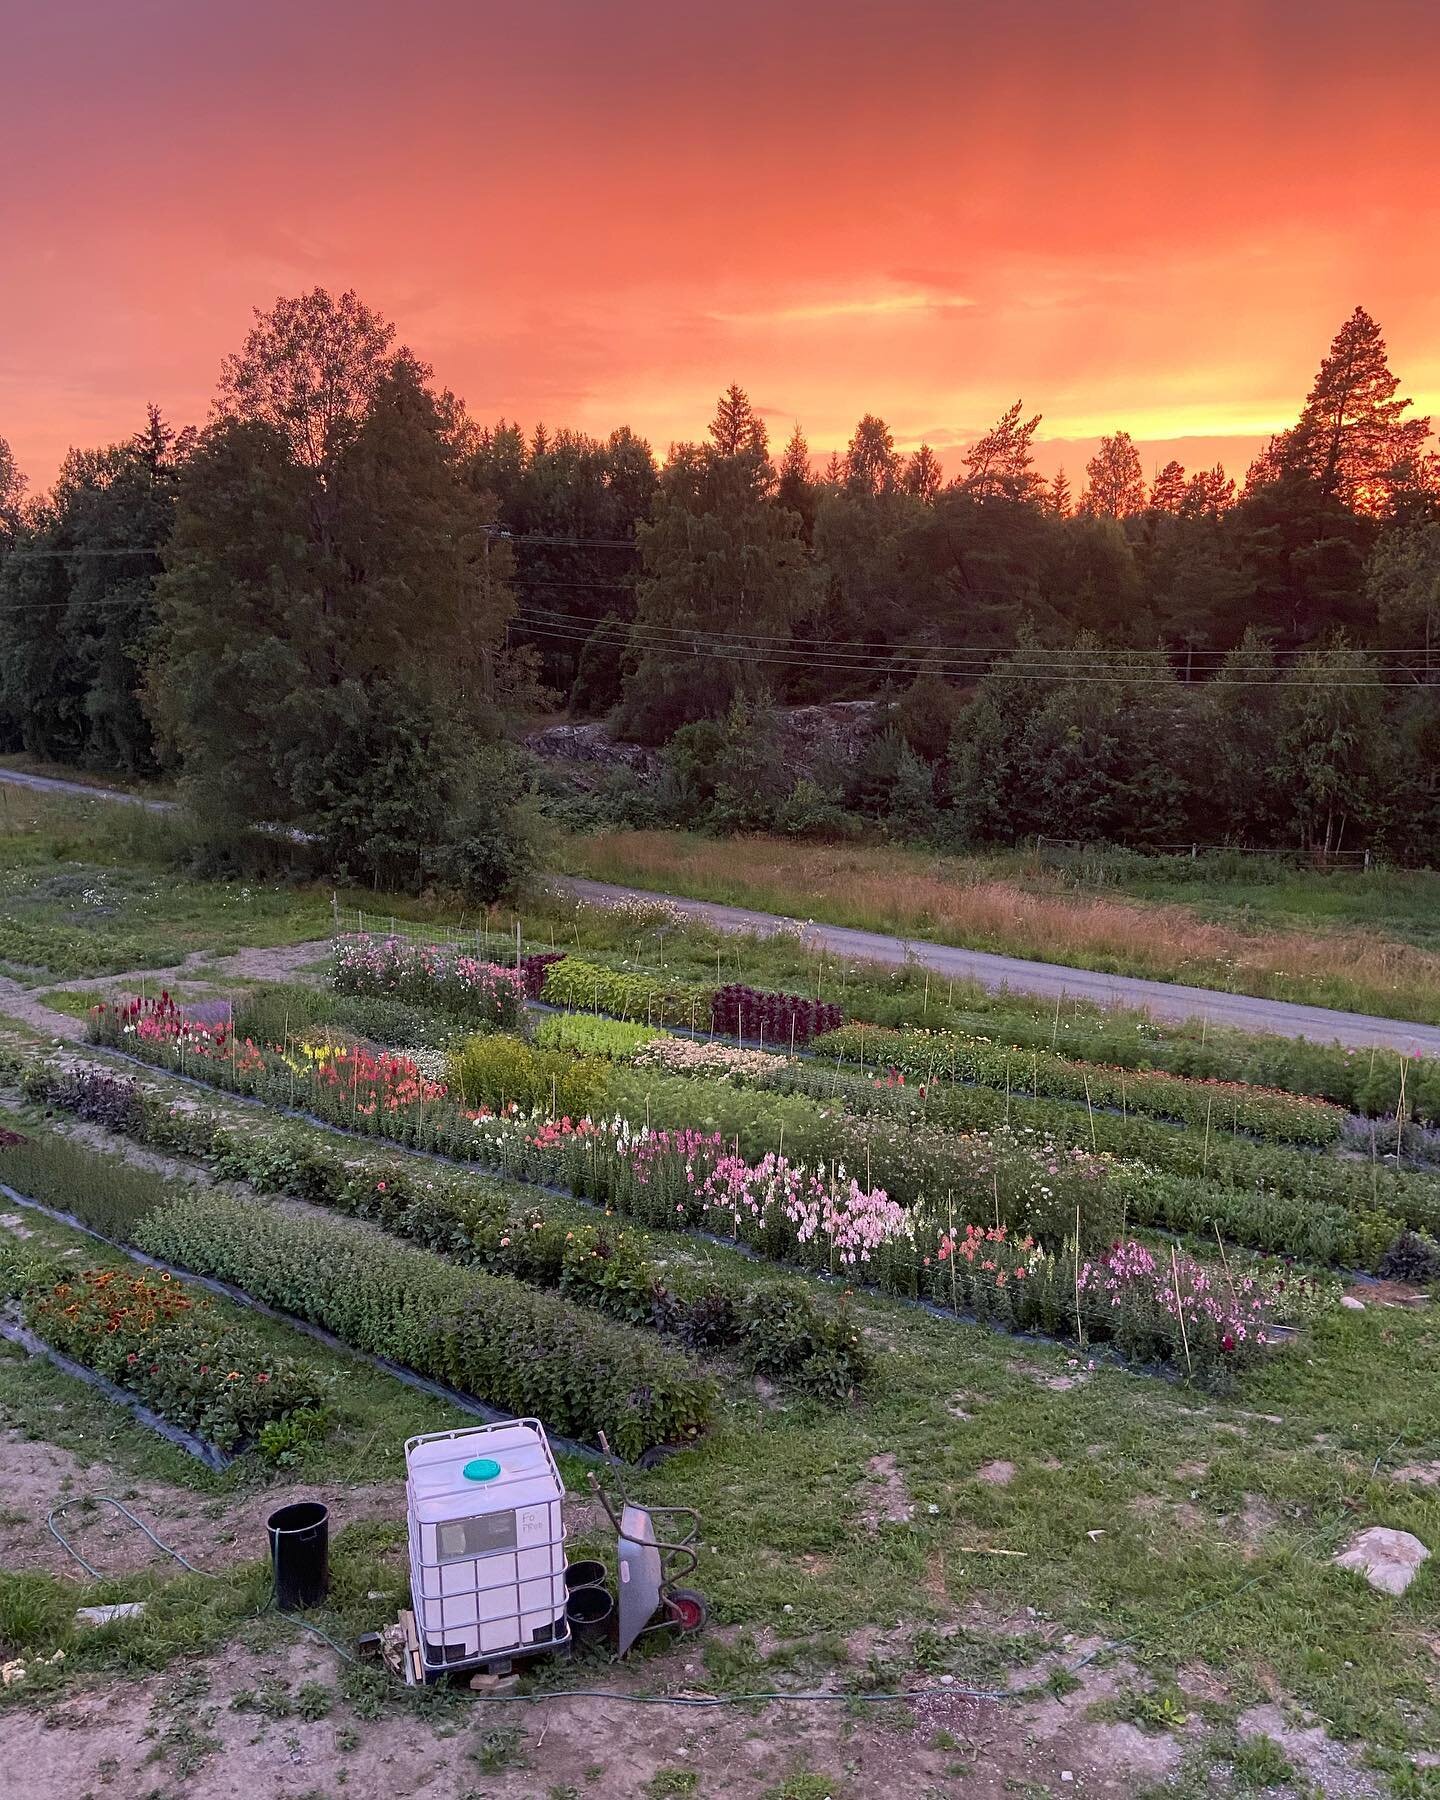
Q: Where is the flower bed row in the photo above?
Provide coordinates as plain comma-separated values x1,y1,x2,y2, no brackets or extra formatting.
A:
333,936,527,1028
738,1048,1440,1254
70,1008,1274,1383
878,1001,1440,1127
0,1091,715,1459
812,1025,1347,1147
25,1265,327,1455
336,936,845,1048
22,1063,870,1402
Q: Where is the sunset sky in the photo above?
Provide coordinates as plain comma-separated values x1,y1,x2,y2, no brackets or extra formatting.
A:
3,0,1438,492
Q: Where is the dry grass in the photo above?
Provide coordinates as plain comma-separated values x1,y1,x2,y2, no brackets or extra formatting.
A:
556,830,1440,1022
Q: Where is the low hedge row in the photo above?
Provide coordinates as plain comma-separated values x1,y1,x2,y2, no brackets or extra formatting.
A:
134,1191,714,1461
21,1064,870,1401
812,1025,1347,1147
0,1100,716,1457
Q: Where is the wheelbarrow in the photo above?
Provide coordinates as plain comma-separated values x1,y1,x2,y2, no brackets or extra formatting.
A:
586,1460,708,1656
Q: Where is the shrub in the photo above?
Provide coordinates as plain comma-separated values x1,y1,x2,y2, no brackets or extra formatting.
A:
520,951,567,999
1377,1229,1440,1285
134,1191,714,1459
448,1034,611,1120
25,1266,328,1452
712,985,842,1049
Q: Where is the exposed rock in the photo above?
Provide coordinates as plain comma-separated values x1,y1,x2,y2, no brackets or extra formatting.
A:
1334,1526,1430,1597
1339,1294,1366,1311
977,1460,1016,1487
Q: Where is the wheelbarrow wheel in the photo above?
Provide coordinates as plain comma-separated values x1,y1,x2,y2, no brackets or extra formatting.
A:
666,1588,708,1633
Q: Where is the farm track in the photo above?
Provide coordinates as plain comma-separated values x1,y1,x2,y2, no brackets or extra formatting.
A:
4,765,1439,1055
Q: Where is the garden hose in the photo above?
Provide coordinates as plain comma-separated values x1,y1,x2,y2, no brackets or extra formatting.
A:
42,1496,1361,1712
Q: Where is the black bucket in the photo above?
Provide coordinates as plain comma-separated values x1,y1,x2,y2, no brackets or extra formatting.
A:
565,1583,614,1651
267,1500,330,1611
564,1558,607,1593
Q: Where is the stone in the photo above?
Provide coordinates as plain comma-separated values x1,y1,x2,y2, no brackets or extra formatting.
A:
75,1603,146,1627
1334,1526,1430,1597
1339,1295,1366,1311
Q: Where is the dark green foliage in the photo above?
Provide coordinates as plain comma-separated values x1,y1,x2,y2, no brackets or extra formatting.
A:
133,1189,714,1458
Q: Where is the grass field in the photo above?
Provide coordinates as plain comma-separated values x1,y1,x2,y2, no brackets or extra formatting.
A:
555,829,1440,1023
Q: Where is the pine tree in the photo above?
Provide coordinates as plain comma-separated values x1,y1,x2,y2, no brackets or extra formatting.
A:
776,424,817,538
708,383,769,459
1047,468,1072,517
0,433,25,539
1253,305,1435,515
843,414,902,497
1181,464,1235,518
1082,432,1146,518
961,400,1043,503
903,443,943,503
1149,460,1187,513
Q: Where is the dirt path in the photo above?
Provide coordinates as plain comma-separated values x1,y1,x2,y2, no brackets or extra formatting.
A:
0,938,332,1042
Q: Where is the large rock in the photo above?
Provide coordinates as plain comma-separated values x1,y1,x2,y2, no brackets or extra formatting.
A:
1334,1527,1430,1597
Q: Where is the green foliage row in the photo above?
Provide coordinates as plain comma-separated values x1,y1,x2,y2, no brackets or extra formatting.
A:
827,1005,1440,1126
17,1063,869,1400
812,1023,1347,1145
540,957,714,1029
232,982,456,1053
533,1012,668,1058
133,1190,714,1460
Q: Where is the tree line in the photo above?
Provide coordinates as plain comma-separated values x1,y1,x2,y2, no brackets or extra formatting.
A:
1,294,1437,880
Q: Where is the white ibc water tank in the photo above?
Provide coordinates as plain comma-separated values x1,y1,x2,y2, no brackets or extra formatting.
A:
406,1420,569,1673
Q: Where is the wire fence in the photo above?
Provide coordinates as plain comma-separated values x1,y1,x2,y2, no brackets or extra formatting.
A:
1032,835,1375,868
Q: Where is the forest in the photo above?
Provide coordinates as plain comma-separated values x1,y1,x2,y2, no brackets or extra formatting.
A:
1,292,1437,887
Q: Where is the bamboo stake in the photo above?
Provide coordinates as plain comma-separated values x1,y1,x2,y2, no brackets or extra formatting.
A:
1073,1206,1085,1348
1170,1244,1193,1378
1203,1099,1212,1177
1082,1072,1097,1152
1212,1222,1239,1311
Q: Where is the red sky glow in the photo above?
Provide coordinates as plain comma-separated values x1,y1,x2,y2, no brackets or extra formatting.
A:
3,0,1438,491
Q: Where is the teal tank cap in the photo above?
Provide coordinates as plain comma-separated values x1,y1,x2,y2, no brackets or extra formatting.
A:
462,1457,502,1482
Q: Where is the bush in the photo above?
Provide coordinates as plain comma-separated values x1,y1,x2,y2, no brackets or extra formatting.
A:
520,951,567,999
24,1266,328,1452
1377,1229,1440,1285
134,1190,715,1459
448,1034,611,1120
0,1115,175,1243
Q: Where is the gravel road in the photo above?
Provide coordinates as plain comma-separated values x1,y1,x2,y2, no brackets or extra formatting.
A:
550,876,1440,1056
5,767,1436,1055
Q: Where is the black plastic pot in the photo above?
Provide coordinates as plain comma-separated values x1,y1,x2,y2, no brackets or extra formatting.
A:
564,1559,607,1593
564,1583,614,1651
267,1500,330,1611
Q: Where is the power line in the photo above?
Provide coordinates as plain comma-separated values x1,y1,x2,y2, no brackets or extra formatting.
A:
508,615,1431,687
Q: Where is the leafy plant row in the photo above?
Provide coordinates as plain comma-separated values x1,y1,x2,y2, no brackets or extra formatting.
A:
0,1130,326,1454
68,1008,1281,1383
21,1062,870,1401
812,1024,1347,1146
838,998,1440,1126
0,1094,714,1459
